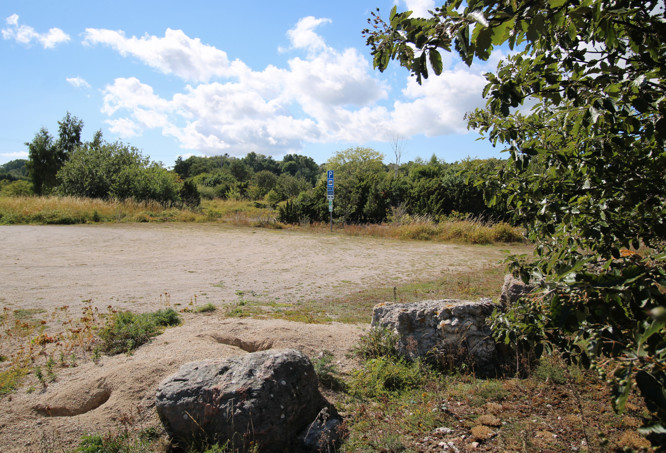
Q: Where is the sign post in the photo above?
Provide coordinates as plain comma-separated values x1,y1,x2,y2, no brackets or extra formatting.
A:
326,170,334,232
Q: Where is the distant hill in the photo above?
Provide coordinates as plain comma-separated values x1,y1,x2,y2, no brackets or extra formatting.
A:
0,159,28,181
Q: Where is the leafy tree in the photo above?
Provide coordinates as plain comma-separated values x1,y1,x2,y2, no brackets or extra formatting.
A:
281,154,321,185
242,152,280,175
249,170,278,200
365,0,666,440
56,112,84,156
25,113,83,195
326,147,387,223
26,128,56,195
58,137,181,205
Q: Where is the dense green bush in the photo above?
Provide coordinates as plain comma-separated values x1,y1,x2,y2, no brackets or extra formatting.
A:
0,180,32,197
58,141,181,205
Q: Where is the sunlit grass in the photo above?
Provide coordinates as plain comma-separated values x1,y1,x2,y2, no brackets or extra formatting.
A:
0,196,524,245
304,217,524,245
220,264,508,325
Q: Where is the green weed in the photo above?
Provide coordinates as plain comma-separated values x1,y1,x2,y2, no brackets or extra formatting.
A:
195,303,217,313
352,327,400,360
349,357,426,398
0,367,28,394
312,350,345,391
98,308,181,354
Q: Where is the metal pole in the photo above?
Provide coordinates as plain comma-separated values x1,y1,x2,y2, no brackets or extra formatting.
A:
330,204,333,232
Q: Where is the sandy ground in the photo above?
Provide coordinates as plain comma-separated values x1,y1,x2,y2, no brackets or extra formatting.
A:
0,224,518,451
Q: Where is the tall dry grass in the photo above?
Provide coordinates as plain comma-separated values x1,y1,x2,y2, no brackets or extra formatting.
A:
0,196,205,224
0,196,523,244
304,217,524,244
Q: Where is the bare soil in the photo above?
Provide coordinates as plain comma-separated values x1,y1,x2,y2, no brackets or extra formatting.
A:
0,224,520,452
0,223,515,314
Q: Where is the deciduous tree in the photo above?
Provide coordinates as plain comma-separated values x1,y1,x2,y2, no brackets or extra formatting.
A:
365,0,666,439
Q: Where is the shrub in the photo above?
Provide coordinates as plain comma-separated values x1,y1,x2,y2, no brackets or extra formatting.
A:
99,308,181,354
352,327,400,360
0,367,28,395
0,180,33,197
194,303,216,313
349,357,425,398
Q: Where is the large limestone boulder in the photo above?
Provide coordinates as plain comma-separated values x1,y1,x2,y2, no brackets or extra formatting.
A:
372,299,498,376
155,348,341,452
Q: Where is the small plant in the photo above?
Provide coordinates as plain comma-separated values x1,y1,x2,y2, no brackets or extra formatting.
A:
195,303,217,313
533,354,569,385
313,350,345,390
99,308,181,354
46,355,57,382
92,346,101,364
349,357,425,398
352,327,400,360
35,366,45,387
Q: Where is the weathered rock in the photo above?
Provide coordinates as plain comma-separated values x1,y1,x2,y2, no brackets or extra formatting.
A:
499,274,535,307
155,348,338,452
372,299,498,376
299,406,344,452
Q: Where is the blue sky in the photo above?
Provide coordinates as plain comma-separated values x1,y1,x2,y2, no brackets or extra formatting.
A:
0,0,509,167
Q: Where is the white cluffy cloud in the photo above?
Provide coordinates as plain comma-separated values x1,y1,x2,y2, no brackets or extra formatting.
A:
93,17,492,156
66,76,91,88
1,14,70,48
0,151,28,160
83,27,246,83
402,0,436,18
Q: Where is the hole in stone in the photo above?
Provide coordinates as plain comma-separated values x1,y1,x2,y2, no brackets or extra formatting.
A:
204,333,273,352
33,387,112,417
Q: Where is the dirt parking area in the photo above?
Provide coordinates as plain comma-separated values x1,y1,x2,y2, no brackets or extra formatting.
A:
0,223,516,314
0,224,523,452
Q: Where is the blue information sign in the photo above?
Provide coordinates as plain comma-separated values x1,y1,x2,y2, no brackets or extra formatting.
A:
327,170,334,179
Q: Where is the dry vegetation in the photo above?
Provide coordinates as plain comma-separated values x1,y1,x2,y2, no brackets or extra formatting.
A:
0,196,525,246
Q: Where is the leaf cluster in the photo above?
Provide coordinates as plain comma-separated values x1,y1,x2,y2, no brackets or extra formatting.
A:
365,0,666,440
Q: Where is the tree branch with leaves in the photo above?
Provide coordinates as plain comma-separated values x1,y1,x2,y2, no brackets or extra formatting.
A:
365,0,666,442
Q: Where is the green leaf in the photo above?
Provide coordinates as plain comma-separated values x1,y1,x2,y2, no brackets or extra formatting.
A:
429,49,443,75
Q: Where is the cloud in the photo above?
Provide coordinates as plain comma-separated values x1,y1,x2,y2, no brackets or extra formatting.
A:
66,76,91,88
97,18,490,156
2,14,70,49
83,28,246,82
286,16,332,54
106,117,142,137
1,151,28,159
402,0,436,18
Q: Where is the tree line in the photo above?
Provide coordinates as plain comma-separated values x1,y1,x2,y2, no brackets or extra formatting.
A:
2,113,515,224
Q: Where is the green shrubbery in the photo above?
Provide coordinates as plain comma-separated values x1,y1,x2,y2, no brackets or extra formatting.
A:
99,308,181,354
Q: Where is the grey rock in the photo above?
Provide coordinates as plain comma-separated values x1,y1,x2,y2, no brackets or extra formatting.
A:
155,348,336,452
372,299,498,376
299,406,344,452
499,274,535,307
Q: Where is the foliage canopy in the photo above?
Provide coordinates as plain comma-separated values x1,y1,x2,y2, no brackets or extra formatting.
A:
365,0,666,439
